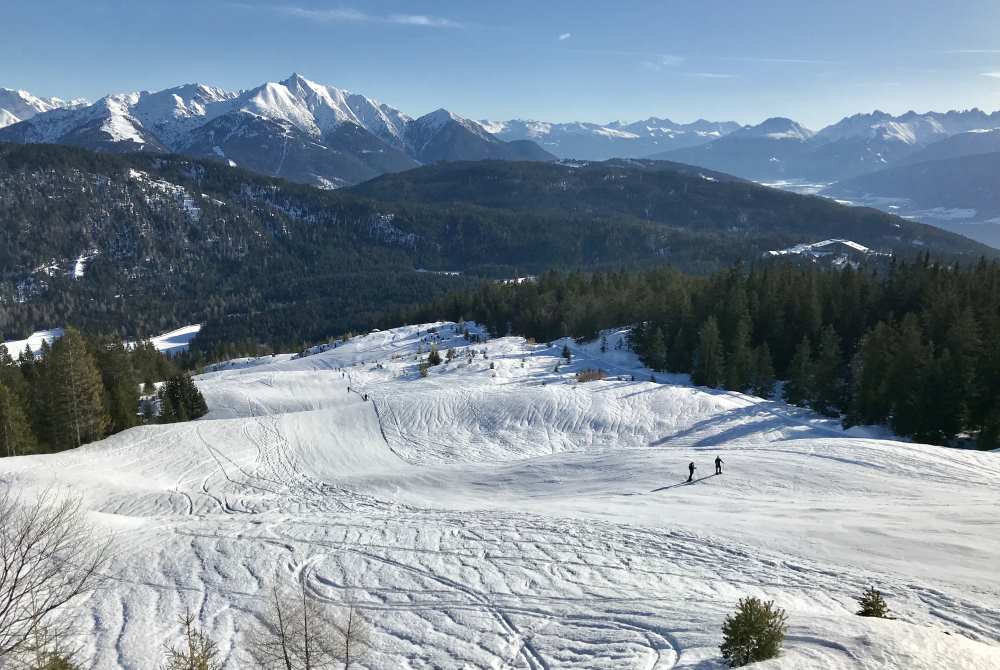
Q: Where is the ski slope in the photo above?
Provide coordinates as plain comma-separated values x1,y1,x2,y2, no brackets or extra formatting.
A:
0,323,997,669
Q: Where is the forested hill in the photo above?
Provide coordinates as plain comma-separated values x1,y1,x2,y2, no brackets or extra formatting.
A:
0,143,994,354
350,159,994,259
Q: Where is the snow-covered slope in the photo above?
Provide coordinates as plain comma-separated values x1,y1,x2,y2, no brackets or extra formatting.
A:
1,322,997,668
0,88,86,128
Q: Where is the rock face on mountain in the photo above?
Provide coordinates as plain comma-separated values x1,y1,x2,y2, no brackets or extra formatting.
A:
0,75,553,187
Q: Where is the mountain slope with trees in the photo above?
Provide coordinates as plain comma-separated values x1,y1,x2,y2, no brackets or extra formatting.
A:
409,257,1000,449
0,143,993,356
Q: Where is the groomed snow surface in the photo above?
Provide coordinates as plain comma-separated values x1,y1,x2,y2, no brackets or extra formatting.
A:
1,323,997,669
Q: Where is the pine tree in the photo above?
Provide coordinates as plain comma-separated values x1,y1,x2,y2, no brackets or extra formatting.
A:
725,317,754,392
812,326,845,416
693,317,725,388
427,344,442,366
846,322,893,427
158,374,208,424
784,337,814,407
644,327,667,371
46,329,108,450
750,344,775,399
888,315,929,439
0,383,37,457
98,342,140,434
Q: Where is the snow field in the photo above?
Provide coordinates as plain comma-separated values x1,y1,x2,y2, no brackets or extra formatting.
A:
0,322,996,668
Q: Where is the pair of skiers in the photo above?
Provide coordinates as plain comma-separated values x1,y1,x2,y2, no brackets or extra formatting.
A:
687,456,724,482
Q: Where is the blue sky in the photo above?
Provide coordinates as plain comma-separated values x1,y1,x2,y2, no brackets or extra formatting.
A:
6,0,1000,128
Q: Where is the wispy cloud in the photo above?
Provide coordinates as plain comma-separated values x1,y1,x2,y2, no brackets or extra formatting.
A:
723,56,842,65
981,72,1000,79
232,3,463,28
685,72,738,79
945,49,1000,54
639,54,686,71
558,32,572,41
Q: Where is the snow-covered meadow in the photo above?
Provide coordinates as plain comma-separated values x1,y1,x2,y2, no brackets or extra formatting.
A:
0,323,997,668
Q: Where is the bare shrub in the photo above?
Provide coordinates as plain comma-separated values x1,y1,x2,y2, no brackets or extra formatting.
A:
0,489,111,665
576,369,607,383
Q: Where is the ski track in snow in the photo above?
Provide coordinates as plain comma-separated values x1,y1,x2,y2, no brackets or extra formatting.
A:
0,323,998,669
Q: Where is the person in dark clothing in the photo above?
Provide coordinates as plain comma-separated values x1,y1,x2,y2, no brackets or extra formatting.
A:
687,461,696,483
715,456,724,475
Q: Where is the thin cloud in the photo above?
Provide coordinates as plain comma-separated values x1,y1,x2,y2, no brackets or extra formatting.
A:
233,4,463,28
981,72,1000,79
945,49,1000,54
558,33,572,41
685,72,738,79
640,54,686,71
723,56,843,65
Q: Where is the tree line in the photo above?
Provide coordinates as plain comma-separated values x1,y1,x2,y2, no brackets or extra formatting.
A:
407,256,1000,449
0,328,208,457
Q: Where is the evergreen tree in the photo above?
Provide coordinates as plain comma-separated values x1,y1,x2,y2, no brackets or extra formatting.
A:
97,342,140,434
427,344,442,366
0,383,37,457
887,315,929,439
846,322,894,427
784,337,814,407
812,326,845,416
692,317,725,388
158,374,209,424
725,317,754,392
750,344,775,399
46,328,108,450
644,327,667,371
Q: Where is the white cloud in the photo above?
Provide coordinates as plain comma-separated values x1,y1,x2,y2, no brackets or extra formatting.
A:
241,4,462,28
558,33,572,41
946,49,1000,54
981,72,1000,79
388,14,462,28
640,54,686,71
724,56,842,65
685,72,738,79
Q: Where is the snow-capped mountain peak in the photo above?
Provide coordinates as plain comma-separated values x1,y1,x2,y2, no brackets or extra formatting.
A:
735,117,815,141
0,88,87,128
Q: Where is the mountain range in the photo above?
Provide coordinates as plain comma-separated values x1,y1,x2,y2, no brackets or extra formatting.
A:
651,110,1000,183
0,75,553,188
481,117,741,161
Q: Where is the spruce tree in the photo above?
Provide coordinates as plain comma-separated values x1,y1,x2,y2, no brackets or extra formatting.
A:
98,342,140,434
725,317,754,392
846,322,893,427
750,343,775,399
812,326,845,416
784,337,814,407
693,317,725,388
0,383,37,457
46,329,108,450
644,326,667,371
887,315,929,439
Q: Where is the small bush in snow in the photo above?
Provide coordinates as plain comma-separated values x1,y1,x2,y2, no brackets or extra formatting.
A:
856,587,890,618
720,597,787,667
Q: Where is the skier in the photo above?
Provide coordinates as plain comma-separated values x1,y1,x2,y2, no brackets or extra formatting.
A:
687,461,696,483
715,456,724,475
